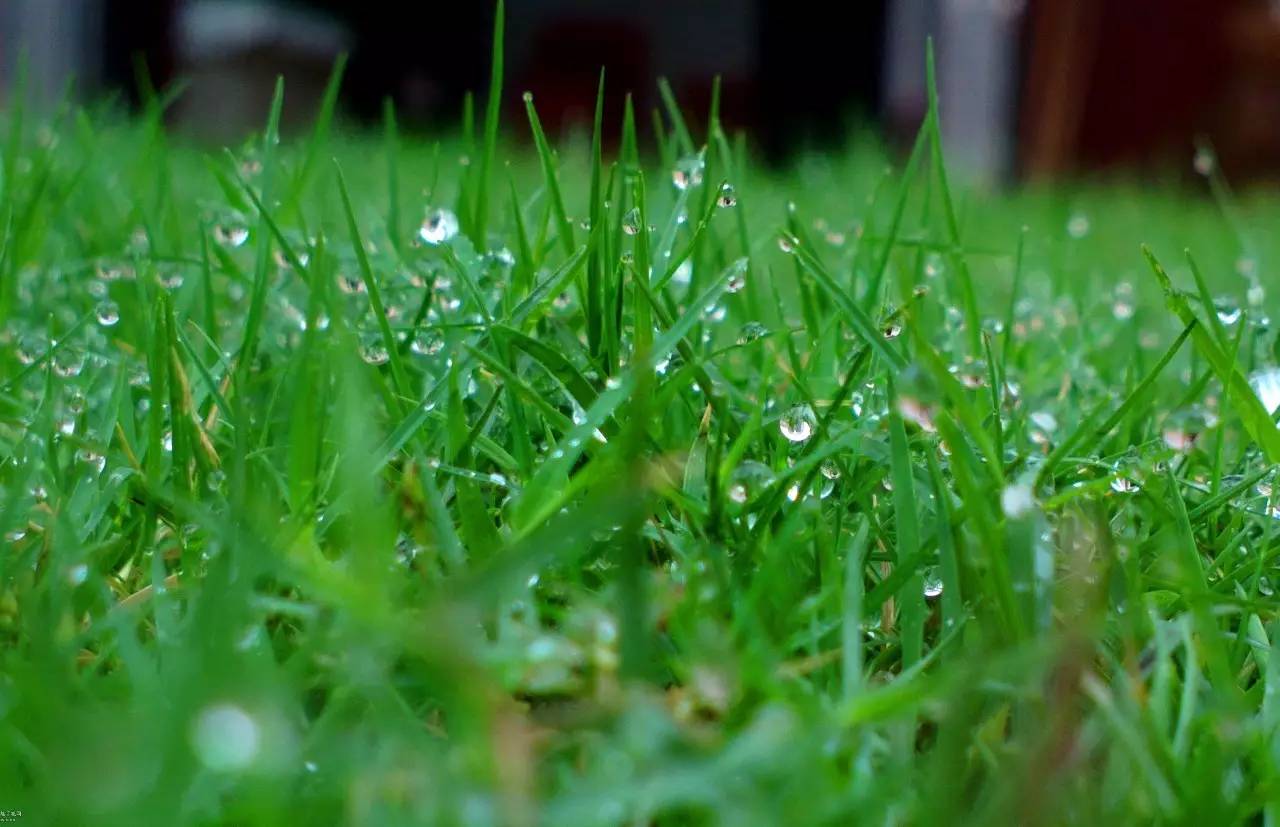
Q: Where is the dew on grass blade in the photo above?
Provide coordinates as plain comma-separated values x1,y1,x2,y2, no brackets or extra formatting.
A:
923,567,944,598
95,301,120,327
191,703,260,772
1249,367,1280,414
1214,296,1241,326
419,208,459,245
883,322,902,340
737,321,768,345
77,449,105,475
724,257,748,293
1193,147,1215,176
622,207,640,236
728,460,774,505
1110,476,1139,494
213,222,250,248
672,155,704,191
1066,213,1090,239
52,347,86,378
779,404,817,443
1001,482,1034,519
717,184,737,208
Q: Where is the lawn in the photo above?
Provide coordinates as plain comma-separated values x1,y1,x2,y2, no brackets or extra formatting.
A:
4,19,1280,827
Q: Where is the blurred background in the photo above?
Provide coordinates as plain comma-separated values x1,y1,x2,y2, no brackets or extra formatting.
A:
2,0,1279,183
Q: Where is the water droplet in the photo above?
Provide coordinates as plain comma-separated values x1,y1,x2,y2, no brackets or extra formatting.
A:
410,331,444,356
777,235,797,254
1249,281,1265,308
820,460,841,481
360,337,390,365
191,703,260,772
53,347,86,378
896,395,935,432
1193,147,1215,176
922,567,944,598
1214,297,1241,325
724,257,748,293
418,208,459,245
622,207,641,236
1110,476,1139,494
924,253,944,278
779,404,817,443
77,448,105,475
95,301,120,327
737,321,768,344
728,460,774,505
883,322,902,340
672,259,693,286
1066,213,1090,239
1250,367,1280,414
1030,411,1057,434
15,334,42,365
1162,425,1196,453
849,392,864,417
1001,482,1035,518
672,156,704,191
213,222,250,248
159,269,185,290
716,184,737,208
67,563,89,585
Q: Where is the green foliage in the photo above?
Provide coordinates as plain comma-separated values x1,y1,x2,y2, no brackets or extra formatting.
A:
6,21,1280,827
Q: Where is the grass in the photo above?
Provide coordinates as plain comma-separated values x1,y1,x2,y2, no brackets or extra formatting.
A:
7,18,1280,825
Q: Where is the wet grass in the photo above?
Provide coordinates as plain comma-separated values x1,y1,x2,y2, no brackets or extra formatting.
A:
6,17,1280,826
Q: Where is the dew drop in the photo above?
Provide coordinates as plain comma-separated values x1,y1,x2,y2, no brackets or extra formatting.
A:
52,347,86,378
922,567,944,599
418,208,459,245
214,222,250,248
1193,147,1215,176
737,321,768,345
724,257,748,293
1249,367,1280,414
622,207,641,236
1001,482,1035,519
779,404,817,443
191,703,260,772
716,184,737,208
95,301,120,327
1066,213,1090,239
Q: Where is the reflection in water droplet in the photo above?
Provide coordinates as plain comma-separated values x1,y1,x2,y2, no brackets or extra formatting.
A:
923,567,943,598
95,301,120,327
419,208,459,245
1250,367,1280,414
1001,482,1034,518
622,207,641,236
214,223,250,248
191,703,260,771
779,404,817,443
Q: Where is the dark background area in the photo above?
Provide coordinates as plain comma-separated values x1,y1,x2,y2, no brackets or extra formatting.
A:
5,0,1280,182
